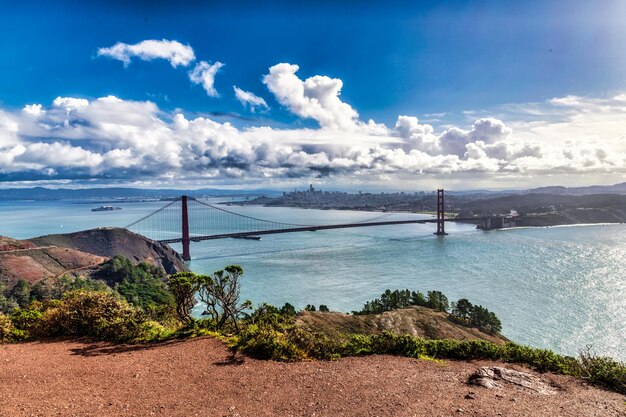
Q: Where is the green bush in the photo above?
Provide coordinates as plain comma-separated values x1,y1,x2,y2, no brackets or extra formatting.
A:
574,348,626,394
10,304,45,337
30,275,110,303
92,256,175,320
0,312,17,342
39,290,148,342
235,323,306,361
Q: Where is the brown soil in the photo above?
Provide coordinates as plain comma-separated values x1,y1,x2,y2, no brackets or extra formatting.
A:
298,308,507,344
1,338,623,417
0,236,36,252
0,247,106,284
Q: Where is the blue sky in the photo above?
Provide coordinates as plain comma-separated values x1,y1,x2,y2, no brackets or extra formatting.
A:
1,0,626,190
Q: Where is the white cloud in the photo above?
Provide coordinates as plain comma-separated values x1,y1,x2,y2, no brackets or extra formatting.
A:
263,63,360,130
22,104,45,117
233,86,269,112
394,116,440,154
1,66,625,188
0,111,21,146
52,97,89,112
188,61,225,97
97,39,195,68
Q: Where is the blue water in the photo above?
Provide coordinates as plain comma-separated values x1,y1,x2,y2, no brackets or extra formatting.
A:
1,199,624,360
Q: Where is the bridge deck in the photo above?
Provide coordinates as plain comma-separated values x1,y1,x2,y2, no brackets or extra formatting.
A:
157,217,484,244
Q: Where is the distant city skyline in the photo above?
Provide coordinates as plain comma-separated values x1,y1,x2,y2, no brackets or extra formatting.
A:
1,0,626,190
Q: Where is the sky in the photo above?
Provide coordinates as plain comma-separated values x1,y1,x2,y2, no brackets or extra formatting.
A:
1,0,626,191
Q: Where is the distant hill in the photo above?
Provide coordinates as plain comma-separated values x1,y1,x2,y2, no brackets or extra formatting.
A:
459,193,626,226
1,228,187,287
1,182,625,201
30,228,187,275
523,182,626,195
0,187,281,201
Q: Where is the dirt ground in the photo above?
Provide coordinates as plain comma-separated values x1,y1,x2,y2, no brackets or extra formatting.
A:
1,337,624,417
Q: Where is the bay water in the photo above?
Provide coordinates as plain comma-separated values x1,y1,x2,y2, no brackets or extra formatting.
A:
1,198,624,360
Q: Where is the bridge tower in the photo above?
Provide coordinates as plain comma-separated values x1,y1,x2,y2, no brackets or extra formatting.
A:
181,195,191,261
434,189,448,236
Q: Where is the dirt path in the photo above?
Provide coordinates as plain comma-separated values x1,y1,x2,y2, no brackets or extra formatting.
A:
0,245,56,253
0,337,624,417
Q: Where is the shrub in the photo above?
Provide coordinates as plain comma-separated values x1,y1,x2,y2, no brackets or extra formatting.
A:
40,290,147,342
235,303,314,361
10,304,45,337
30,275,110,303
235,323,306,361
574,347,626,395
0,312,17,342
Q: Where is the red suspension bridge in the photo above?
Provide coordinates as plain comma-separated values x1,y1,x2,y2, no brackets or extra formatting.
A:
126,189,489,261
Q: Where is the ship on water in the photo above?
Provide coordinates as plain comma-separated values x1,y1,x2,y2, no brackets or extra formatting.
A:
91,205,122,212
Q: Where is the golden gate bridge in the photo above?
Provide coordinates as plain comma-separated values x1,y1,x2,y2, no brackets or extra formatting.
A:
126,189,487,261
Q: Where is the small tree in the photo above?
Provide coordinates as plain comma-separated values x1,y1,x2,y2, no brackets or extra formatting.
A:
167,272,199,324
452,298,473,320
426,290,449,312
196,265,251,331
280,303,297,316
304,304,316,312
469,305,502,334
0,281,19,314
410,290,427,307
318,304,329,312
10,280,31,308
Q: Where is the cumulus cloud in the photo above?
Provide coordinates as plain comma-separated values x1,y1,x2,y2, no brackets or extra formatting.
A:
97,39,195,68
1,68,625,187
394,116,440,154
188,61,225,97
233,86,269,112
263,63,360,130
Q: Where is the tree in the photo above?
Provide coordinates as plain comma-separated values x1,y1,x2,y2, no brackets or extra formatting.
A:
196,265,251,331
0,281,19,314
410,290,427,307
318,304,329,312
167,272,199,324
280,303,297,316
426,290,449,312
10,280,31,308
469,305,502,334
452,298,473,320
304,304,316,312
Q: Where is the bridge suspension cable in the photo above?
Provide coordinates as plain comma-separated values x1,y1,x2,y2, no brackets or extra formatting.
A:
124,191,458,247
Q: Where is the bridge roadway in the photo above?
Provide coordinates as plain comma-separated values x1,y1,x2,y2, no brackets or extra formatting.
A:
157,217,485,244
